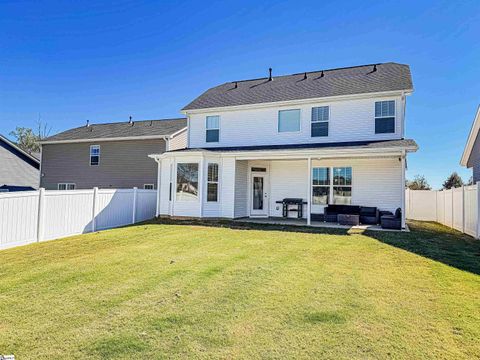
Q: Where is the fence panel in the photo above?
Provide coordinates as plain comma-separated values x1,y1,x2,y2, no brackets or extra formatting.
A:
0,191,39,248
464,185,477,237
407,184,479,238
0,187,157,249
136,190,157,222
42,190,94,241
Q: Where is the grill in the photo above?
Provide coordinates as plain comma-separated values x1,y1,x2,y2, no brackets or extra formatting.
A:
276,198,307,218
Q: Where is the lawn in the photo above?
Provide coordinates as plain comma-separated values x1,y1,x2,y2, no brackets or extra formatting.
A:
0,220,479,359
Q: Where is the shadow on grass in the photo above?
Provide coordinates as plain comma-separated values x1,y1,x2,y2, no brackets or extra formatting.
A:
144,218,480,276
145,217,350,236
365,220,480,276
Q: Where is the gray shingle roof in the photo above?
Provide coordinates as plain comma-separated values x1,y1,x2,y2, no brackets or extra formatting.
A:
183,63,413,110
42,118,187,143
167,139,418,153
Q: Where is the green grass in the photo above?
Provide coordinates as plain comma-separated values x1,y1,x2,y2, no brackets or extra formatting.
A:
0,220,479,359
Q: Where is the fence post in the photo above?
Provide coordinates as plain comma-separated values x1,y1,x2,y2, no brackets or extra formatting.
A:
462,185,465,234
132,187,138,224
92,187,98,232
36,188,45,242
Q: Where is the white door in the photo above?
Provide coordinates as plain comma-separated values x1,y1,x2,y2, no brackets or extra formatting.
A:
250,173,268,216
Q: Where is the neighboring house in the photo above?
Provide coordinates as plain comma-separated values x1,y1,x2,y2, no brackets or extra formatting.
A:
149,63,418,228
0,135,40,191
460,105,480,182
39,118,187,190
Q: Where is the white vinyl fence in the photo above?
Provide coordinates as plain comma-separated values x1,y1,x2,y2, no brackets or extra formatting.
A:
406,184,479,238
0,187,157,249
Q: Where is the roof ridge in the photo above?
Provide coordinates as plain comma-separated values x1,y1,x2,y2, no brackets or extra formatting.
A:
229,62,405,84
85,117,187,127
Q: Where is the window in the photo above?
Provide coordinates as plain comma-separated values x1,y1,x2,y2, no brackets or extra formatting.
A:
206,116,220,142
312,167,330,205
278,109,300,132
207,163,219,202
176,163,198,201
311,106,329,137
333,167,352,204
90,145,100,166
375,100,395,134
144,184,154,190
58,183,75,190
311,167,352,205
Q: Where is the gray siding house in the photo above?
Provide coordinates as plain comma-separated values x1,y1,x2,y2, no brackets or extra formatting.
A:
40,118,187,190
0,135,40,191
461,106,480,182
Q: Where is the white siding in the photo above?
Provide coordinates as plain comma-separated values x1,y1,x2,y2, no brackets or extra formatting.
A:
169,129,188,151
188,96,403,148
234,160,249,218
158,159,172,216
269,160,308,218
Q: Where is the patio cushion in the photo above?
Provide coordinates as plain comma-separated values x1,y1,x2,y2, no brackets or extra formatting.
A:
324,205,360,215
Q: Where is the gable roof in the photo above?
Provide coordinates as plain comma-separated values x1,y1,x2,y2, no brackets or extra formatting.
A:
40,118,187,144
182,62,413,111
0,135,40,169
460,105,480,167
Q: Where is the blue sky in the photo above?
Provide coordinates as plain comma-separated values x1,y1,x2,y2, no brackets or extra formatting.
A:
1,0,479,189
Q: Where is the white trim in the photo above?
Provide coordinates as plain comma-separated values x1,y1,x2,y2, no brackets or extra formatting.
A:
307,157,312,225
181,90,413,115
249,165,270,217
374,100,396,134
170,127,188,139
461,105,480,167
149,144,418,162
206,162,220,202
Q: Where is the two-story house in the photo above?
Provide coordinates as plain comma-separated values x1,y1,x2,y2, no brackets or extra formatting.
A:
40,118,187,190
149,63,418,228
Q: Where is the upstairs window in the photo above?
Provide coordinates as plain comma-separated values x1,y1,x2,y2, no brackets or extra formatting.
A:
375,100,395,134
207,163,219,202
206,116,220,142
90,145,100,166
311,106,329,137
278,109,300,132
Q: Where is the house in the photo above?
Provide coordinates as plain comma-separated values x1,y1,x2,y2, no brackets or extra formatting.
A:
39,118,187,190
460,105,480,182
0,134,40,192
149,63,418,228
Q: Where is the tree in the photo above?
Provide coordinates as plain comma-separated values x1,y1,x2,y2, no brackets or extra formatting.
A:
9,120,51,154
442,172,464,189
406,175,431,190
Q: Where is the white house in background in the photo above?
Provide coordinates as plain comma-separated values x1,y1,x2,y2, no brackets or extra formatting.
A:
460,105,480,181
149,63,418,228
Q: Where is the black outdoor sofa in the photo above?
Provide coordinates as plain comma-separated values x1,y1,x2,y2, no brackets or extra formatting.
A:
323,205,379,225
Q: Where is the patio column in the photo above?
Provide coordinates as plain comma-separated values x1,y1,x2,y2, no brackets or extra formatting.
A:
307,157,312,225
401,152,406,229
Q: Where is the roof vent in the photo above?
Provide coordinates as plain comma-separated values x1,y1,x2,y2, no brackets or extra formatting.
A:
268,68,272,81
320,70,324,78
129,116,134,126
373,64,377,72
86,120,90,127
303,72,307,80
150,120,153,126
234,81,238,89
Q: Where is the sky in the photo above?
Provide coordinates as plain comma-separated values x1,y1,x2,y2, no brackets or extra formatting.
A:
1,0,479,189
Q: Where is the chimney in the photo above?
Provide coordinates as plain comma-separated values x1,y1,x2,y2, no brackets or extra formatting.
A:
268,68,272,81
